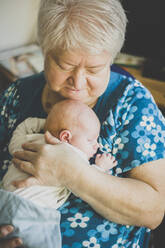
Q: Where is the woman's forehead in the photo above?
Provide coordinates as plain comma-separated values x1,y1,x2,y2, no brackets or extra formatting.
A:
54,49,111,67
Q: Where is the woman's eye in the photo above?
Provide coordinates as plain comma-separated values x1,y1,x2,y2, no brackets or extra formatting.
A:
87,68,102,74
59,64,74,71
53,56,74,71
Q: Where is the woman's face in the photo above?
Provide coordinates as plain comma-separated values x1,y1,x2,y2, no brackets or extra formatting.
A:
44,50,111,106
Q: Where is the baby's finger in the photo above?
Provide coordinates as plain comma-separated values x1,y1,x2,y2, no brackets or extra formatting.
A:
101,153,107,158
113,160,118,166
111,155,116,162
106,153,112,158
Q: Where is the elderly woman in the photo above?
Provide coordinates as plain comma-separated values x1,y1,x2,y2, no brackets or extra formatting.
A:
0,0,165,247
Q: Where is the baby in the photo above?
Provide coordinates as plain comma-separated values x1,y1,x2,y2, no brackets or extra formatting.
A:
0,100,117,248
2,99,117,209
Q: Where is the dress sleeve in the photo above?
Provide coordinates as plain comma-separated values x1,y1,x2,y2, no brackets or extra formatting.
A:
99,79,165,175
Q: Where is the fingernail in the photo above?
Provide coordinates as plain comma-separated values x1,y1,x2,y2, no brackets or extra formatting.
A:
12,181,17,186
1,226,12,236
6,225,14,233
15,238,23,246
12,159,18,167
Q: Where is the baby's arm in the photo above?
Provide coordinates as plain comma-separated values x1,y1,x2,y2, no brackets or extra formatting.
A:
9,118,46,155
2,118,46,191
95,153,117,173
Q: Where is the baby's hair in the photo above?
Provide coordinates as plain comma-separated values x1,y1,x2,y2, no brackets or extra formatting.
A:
44,99,100,137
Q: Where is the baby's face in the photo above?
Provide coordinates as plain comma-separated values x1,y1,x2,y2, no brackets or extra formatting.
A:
70,120,100,159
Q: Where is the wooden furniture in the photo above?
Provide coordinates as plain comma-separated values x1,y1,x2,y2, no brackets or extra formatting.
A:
124,67,165,115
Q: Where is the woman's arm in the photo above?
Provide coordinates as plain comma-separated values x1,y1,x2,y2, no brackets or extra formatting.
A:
73,158,165,229
13,132,165,229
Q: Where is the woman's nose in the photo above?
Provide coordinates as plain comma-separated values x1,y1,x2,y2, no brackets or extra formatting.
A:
71,68,86,90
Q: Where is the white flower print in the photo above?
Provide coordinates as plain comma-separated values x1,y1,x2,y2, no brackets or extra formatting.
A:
4,85,13,97
99,143,112,153
115,168,122,174
1,105,8,117
152,125,165,143
8,118,17,129
142,143,156,157
140,116,156,131
83,237,100,248
2,160,11,170
123,102,129,109
68,213,89,228
112,138,124,155
103,121,108,126
112,237,127,248
3,146,7,152
134,80,141,87
132,241,140,248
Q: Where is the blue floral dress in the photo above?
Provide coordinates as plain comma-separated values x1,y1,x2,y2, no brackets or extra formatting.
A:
0,69,165,248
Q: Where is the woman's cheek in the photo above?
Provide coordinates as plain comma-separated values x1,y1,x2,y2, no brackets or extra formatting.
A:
90,82,107,97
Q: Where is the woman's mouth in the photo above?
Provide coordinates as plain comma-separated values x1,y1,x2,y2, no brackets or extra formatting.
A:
66,87,83,93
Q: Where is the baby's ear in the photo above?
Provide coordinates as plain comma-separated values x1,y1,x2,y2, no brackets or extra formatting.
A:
59,130,72,143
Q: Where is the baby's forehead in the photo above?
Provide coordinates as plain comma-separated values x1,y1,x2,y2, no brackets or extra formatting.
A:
51,100,100,130
78,108,98,123
78,111,100,132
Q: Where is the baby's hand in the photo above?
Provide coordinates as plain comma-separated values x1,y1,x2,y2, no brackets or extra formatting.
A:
95,153,117,172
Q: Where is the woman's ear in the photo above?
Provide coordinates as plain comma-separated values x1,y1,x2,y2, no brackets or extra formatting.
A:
59,130,72,143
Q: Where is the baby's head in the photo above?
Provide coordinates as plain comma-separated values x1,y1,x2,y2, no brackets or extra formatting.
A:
44,99,100,159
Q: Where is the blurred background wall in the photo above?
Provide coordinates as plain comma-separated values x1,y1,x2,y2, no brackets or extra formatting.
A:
0,0,40,52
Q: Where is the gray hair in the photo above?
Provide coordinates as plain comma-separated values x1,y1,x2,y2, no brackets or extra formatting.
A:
37,0,127,61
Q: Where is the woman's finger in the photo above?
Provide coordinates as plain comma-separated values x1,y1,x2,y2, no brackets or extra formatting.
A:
13,150,36,162
12,158,35,176
22,142,44,152
0,225,23,248
0,225,13,238
0,238,23,248
44,131,61,145
12,176,40,188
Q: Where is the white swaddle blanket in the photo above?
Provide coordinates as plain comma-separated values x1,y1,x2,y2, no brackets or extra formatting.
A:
2,117,89,209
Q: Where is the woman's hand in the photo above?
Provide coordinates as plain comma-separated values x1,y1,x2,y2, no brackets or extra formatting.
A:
0,225,23,248
12,131,86,189
12,131,64,187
